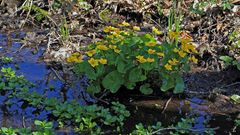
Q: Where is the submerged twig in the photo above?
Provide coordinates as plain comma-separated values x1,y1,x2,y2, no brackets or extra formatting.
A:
92,95,109,105
50,67,65,82
221,82,240,88
99,90,110,100
22,116,26,128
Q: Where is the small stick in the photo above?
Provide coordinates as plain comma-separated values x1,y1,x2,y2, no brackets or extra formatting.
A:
161,96,172,114
22,116,26,128
50,67,65,82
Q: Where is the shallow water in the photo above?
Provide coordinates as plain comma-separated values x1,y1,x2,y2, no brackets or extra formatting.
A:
0,32,94,131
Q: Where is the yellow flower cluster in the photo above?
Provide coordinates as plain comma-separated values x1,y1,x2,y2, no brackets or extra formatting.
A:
88,58,108,67
66,52,83,63
178,50,186,58
168,58,179,65
109,45,117,49
164,58,179,71
157,52,165,57
106,29,124,43
181,39,197,54
152,27,162,35
173,47,187,58
147,49,156,54
146,57,155,63
109,45,121,53
118,21,130,27
88,58,98,67
103,26,120,33
168,31,180,39
171,35,198,60
86,50,96,57
97,45,109,50
189,56,198,64
145,41,157,47
133,26,140,31
164,64,172,71
136,55,154,63
136,55,146,63
99,58,108,64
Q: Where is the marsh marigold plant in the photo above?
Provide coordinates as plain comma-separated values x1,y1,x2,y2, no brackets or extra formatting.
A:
68,22,198,95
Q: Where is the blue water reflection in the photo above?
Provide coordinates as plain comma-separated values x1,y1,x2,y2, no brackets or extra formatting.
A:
0,32,93,130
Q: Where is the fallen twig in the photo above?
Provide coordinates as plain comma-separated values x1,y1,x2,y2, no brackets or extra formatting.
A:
50,67,65,82
161,96,172,114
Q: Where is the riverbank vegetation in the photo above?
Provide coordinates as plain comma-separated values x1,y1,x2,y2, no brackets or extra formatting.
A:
0,0,240,134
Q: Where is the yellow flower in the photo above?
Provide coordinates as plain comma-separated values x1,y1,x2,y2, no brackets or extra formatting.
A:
103,26,113,33
157,52,165,57
173,48,179,53
113,32,120,37
97,45,109,51
181,43,194,53
188,44,197,54
96,41,102,45
136,55,147,63
181,38,192,45
109,45,117,49
146,41,157,47
66,53,83,63
86,50,96,57
147,49,156,54
152,26,162,35
181,42,198,54
98,58,107,64
71,52,81,56
168,31,180,39
191,47,198,53
111,40,117,44
118,21,130,27
168,58,179,65
114,49,121,53
107,35,114,39
164,64,172,71
189,56,198,64
178,50,186,58
88,58,99,67
103,26,119,33
192,48,198,53
133,26,140,31
146,58,155,63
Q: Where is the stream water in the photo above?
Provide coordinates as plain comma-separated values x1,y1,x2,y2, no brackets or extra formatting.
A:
0,32,94,132
0,32,239,134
